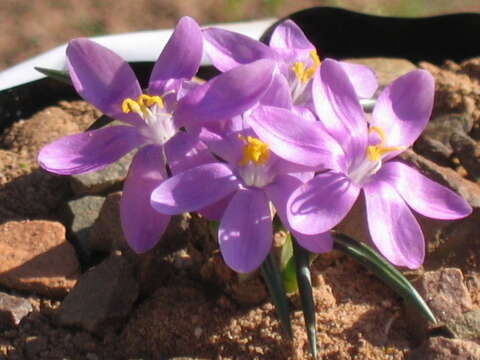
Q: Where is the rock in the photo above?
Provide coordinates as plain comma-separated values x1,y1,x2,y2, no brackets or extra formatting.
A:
450,132,480,181
0,220,80,297
0,292,32,329
24,335,48,358
70,150,135,196
405,268,473,341
344,57,417,91
408,336,480,360
64,195,105,257
56,254,139,335
446,309,480,342
90,192,125,253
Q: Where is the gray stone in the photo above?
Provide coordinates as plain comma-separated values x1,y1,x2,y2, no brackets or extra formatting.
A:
66,196,105,256
0,292,32,329
56,254,139,335
70,150,135,196
408,336,480,360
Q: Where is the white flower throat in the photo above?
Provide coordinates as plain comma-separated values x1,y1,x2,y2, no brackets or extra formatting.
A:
121,94,176,146
290,50,320,104
237,135,274,188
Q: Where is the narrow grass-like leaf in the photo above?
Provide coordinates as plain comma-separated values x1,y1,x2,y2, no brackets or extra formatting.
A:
333,233,436,324
35,67,72,85
261,252,293,338
292,237,317,359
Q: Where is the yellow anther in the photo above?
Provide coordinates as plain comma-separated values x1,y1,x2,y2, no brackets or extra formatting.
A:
291,50,321,84
239,135,270,166
121,98,142,114
137,94,164,109
367,126,402,161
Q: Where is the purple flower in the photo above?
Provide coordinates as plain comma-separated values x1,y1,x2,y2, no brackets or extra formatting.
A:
38,16,275,253
203,19,378,113
249,58,472,269
150,118,332,273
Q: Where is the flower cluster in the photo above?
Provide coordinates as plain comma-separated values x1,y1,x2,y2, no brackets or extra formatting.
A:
39,16,472,273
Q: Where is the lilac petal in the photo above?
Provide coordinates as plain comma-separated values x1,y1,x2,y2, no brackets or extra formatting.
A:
269,19,314,51
203,27,276,72
219,188,272,273
199,193,234,221
259,73,292,109
66,39,142,126
120,145,170,253
249,105,345,171
371,69,434,152
375,161,472,219
164,131,215,175
294,231,334,253
197,125,242,164
363,180,424,269
175,59,276,127
287,171,360,235
313,58,368,167
38,126,143,175
339,61,378,99
149,17,203,94
150,163,240,214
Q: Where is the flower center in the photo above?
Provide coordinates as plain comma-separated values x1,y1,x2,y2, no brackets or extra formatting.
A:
238,135,270,166
348,126,402,186
121,93,176,146
366,126,402,162
291,50,320,84
237,135,273,188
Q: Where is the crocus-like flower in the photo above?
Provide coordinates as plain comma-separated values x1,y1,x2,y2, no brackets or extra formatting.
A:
38,16,275,253
150,118,333,273
249,58,472,268
203,19,378,113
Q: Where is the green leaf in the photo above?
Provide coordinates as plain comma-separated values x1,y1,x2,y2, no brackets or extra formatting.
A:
292,238,318,359
261,252,293,338
333,233,436,324
280,233,298,293
35,67,72,85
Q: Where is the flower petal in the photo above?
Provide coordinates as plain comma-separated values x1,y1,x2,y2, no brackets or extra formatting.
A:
375,160,472,219
120,145,171,253
363,179,424,269
175,59,276,127
339,61,378,99
38,126,143,175
313,58,368,167
149,16,203,94
269,19,314,51
66,38,142,125
219,188,272,273
164,131,215,175
203,27,276,72
287,171,360,235
249,105,345,170
259,73,292,109
371,69,434,151
150,163,240,214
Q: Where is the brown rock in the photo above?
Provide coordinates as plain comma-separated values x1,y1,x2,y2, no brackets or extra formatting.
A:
0,292,32,329
56,254,139,335
0,220,80,297
446,309,480,342
408,337,480,360
406,268,473,341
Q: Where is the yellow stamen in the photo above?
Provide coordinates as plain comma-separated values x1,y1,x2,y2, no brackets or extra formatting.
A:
121,94,165,115
121,98,142,114
291,50,321,84
137,94,164,109
238,135,270,166
367,126,402,161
